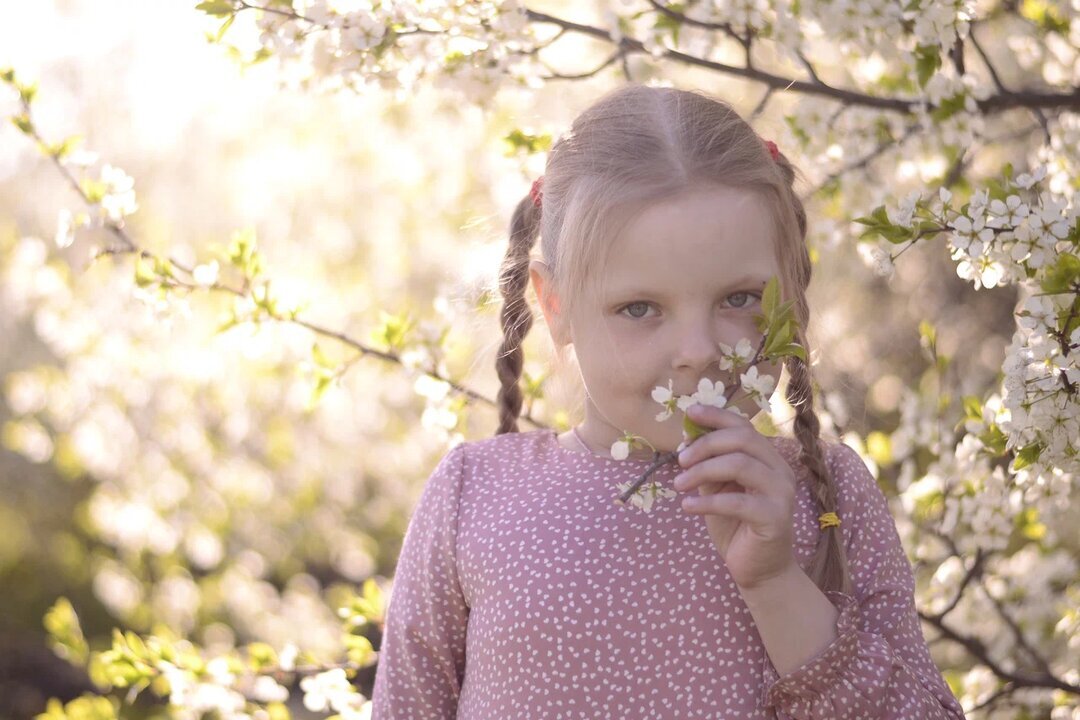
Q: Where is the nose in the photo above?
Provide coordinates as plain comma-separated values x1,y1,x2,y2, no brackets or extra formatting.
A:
670,314,725,376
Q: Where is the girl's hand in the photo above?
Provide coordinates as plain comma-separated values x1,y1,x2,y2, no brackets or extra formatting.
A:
673,403,798,590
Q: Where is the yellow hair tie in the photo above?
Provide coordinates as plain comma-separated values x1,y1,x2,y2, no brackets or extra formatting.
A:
818,512,841,529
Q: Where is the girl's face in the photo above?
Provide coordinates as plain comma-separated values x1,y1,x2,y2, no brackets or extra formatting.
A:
532,184,784,457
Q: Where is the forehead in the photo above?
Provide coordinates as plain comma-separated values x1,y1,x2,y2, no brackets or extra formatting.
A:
600,185,778,294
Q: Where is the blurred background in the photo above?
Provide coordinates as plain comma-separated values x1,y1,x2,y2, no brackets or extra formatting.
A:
1,0,1069,718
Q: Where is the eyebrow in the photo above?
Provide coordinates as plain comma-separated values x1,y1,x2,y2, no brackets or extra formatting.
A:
605,273,771,299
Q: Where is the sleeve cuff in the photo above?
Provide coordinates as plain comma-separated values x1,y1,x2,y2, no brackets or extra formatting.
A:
759,590,897,717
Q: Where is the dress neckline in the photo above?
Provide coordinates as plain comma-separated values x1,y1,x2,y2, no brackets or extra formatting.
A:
543,428,678,469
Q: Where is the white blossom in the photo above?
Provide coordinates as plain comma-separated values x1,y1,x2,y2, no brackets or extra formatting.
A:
193,260,220,287
614,480,676,512
886,190,920,228
610,439,630,460
300,668,366,715
738,366,776,411
685,377,727,410
717,337,753,370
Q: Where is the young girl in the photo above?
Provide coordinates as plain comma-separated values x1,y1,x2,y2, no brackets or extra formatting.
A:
370,84,966,719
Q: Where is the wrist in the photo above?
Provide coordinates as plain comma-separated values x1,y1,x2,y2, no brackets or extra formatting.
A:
736,557,802,597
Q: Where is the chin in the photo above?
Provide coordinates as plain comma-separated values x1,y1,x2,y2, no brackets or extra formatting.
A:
641,423,685,452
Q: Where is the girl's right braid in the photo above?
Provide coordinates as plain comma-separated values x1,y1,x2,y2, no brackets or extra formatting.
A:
495,197,541,435
785,339,853,595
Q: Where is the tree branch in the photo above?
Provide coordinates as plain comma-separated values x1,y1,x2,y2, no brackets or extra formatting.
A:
522,7,1080,116
14,96,551,433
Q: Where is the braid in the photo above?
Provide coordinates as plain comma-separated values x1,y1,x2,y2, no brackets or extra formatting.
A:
785,338,853,595
495,195,541,434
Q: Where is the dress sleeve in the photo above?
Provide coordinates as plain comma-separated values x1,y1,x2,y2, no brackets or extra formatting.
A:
759,442,967,720
370,443,469,720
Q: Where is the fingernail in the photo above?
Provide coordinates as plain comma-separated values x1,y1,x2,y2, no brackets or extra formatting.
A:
678,449,690,466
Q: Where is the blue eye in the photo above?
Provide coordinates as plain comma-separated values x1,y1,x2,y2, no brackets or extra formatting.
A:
619,301,656,319
726,291,762,309
617,292,762,320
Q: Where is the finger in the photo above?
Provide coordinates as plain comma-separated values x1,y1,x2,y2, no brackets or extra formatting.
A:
684,402,751,430
678,424,765,469
673,453,772,495
681,490,767,524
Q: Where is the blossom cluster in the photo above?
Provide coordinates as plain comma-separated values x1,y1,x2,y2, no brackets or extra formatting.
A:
609,337,778,512
868,163,1080,479
204,0,538,104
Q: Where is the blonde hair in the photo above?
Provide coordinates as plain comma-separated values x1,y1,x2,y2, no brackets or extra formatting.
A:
494,83,852,595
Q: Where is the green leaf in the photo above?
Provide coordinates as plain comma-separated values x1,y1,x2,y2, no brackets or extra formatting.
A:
370,310,414,352
1011,442,1043,471
227,228,263,279
36,698,67,720
307,372,335,410
783,114,811,148
362,577,385,619
1015,506,1047,541
682,413,709,442
249,47,274,66
152,256,175,280
1064,295,1080,338
48,134,82,159
42,597,89,666
123,630,148,659
216,310,240,334
918,320,936,349
246,641,277,671
866,431,892,466
961,395,982,421
266,702,291,720
852,205,888,229
773,342,807,362
1039,252,1080,294
1020,0,1070,33
312,342,334,369
914,43,941,88
761,275,780,320
521,369,546,400
35,695,117,720
502,128,553,157
930,93,967,122
978,424,1008,455
11,114,33,135
134,256,157,288
653,2,685,46
17,80,38,104
345,633,375,666
214,13,236,42
81,178,107,204
196,0,235,17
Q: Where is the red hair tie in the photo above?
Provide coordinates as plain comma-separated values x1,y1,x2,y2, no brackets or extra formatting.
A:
763,139,780,161
530,176,544,208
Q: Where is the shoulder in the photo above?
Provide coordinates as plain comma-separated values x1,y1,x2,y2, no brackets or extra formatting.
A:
818,440,898,538
456,428,549,462
822,440,881,498
435,429,551,478
769,435,886,520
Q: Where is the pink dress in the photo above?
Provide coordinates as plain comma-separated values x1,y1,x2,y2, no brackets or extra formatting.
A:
370,428,967,719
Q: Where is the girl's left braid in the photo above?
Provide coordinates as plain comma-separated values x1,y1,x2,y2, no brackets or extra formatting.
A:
495,192,542,434
786,341,853,595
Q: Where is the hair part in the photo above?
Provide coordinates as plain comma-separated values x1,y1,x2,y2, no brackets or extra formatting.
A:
493,83,851,595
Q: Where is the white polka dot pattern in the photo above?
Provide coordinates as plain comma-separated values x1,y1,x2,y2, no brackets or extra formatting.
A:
370,430,967,719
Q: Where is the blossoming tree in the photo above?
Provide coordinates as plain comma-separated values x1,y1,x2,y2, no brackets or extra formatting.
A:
1,1,1077,718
